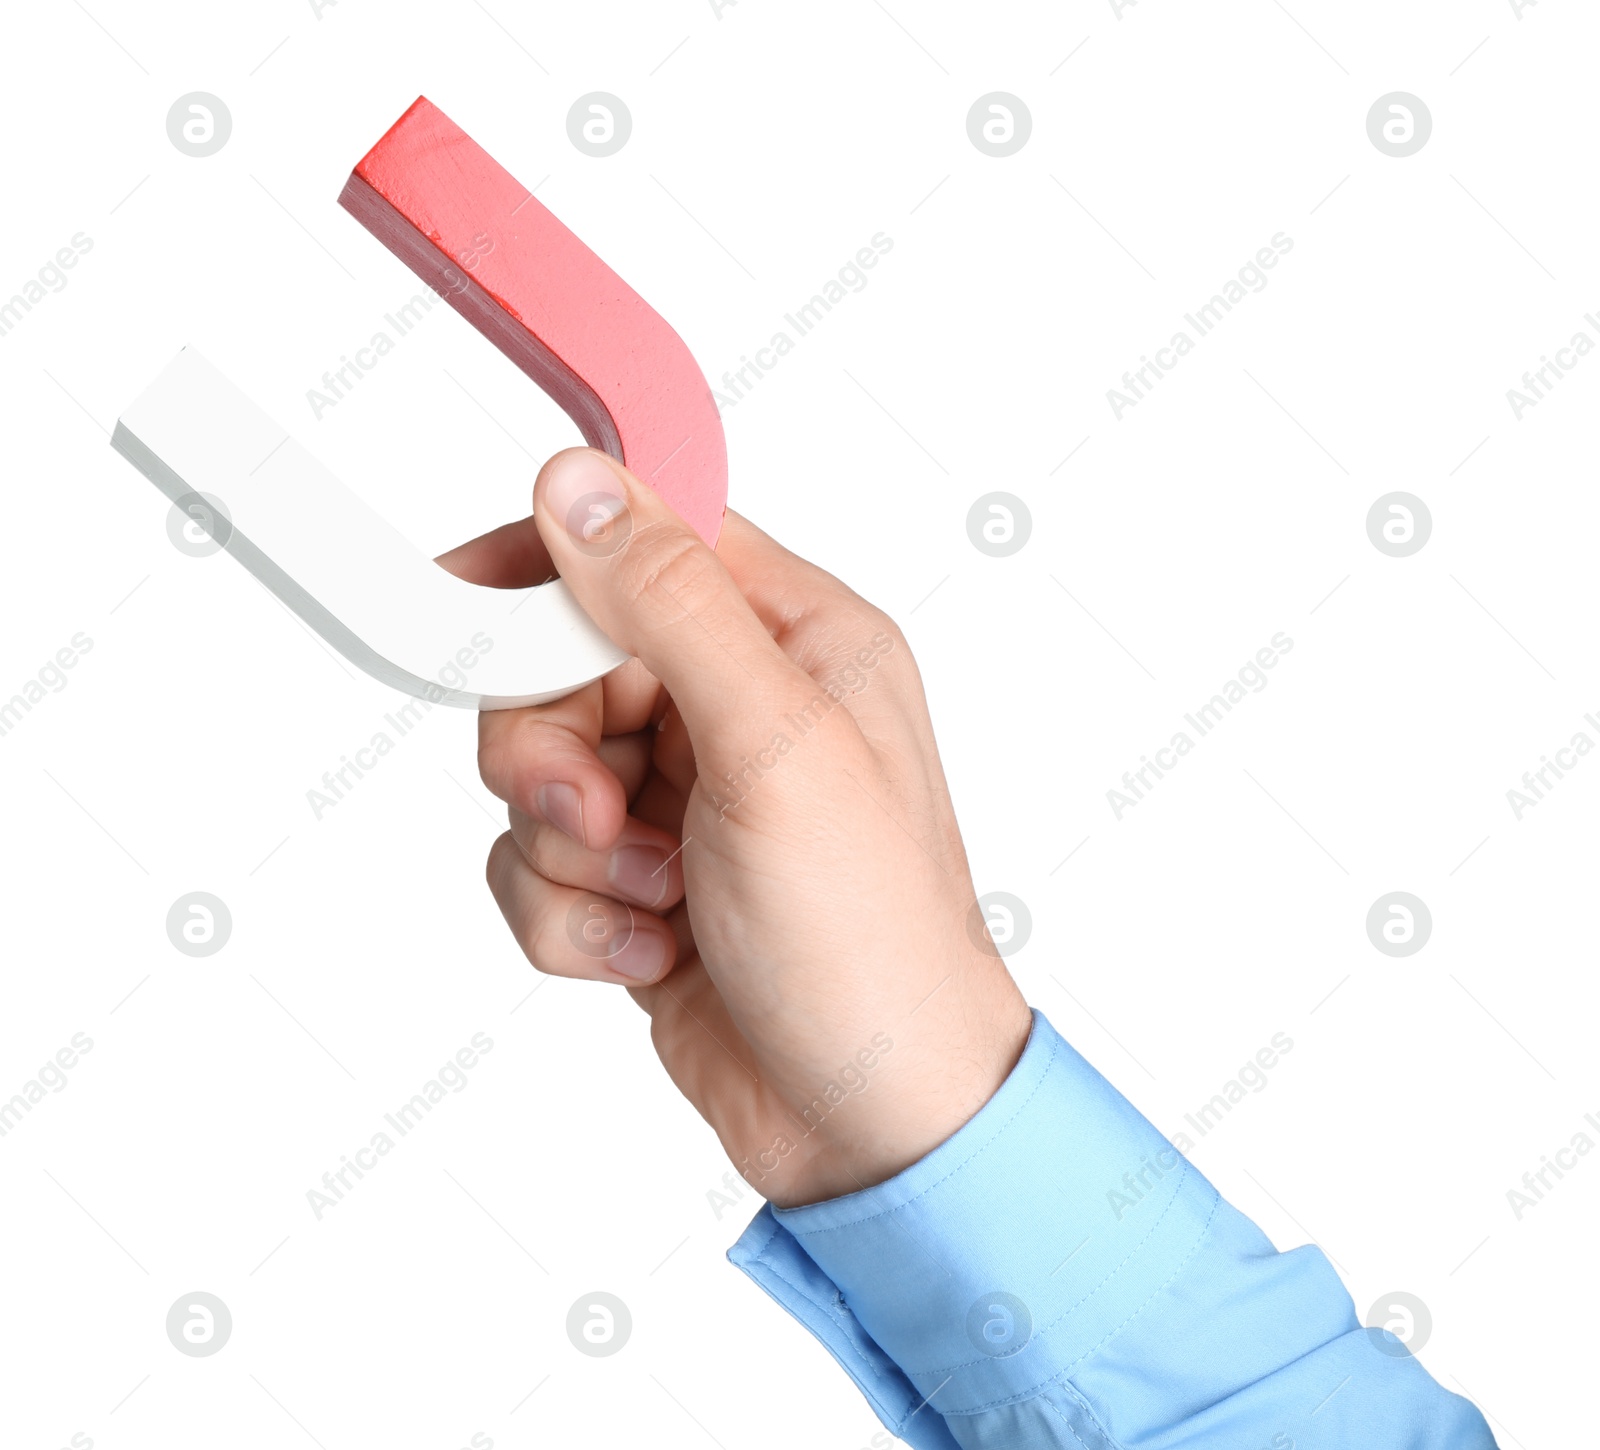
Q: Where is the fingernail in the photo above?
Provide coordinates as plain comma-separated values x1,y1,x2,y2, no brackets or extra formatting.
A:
536,781,586,847
608,844,670,907
545,450,629,552
609,928,666,982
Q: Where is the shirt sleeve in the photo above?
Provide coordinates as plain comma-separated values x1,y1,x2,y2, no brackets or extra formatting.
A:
727,1008,1497,1450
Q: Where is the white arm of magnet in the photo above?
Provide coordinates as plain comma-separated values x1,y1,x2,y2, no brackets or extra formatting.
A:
113,347,627,710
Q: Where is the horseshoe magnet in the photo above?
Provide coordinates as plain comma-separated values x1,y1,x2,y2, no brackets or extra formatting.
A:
111,96,728,709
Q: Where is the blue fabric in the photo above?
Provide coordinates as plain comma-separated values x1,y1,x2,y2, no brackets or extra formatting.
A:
728,1009,1495,1449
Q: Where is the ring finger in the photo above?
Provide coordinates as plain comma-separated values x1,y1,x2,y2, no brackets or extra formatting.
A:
487,832,677,985
507,806,684,911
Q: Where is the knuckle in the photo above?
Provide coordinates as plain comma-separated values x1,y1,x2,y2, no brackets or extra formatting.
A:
617,524,722,618
521,890,566,975
515,821,557,880
817,598,908,667
860,604,907,655
487,833,561,976
479,724,543,803
486,831,517,892
479,718,573,813
476,735,507,793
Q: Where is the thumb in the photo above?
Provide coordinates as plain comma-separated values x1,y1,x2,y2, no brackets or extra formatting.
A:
536,447,809,760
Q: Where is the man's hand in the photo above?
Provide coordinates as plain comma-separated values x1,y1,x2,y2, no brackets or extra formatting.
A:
438,447,1031,1207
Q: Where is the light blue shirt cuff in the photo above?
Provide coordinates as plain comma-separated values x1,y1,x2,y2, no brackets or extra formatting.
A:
728,1009,1496,1449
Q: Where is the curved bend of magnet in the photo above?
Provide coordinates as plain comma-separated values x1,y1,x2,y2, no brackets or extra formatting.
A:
110,96,728,710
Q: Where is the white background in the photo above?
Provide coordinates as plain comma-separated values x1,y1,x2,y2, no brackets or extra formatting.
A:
0,1,1591,1446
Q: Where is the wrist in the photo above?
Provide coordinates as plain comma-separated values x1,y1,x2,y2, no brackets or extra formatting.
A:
763,985,1033,1209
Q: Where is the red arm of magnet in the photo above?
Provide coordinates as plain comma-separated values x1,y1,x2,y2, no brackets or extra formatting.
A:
338,96,727,547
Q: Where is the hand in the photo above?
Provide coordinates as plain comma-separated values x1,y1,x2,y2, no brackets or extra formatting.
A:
437,448,1031,1207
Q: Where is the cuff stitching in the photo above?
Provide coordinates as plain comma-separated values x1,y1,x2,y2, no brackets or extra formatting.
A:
1041,1383,1109,1450
1057,1185,1224,1377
